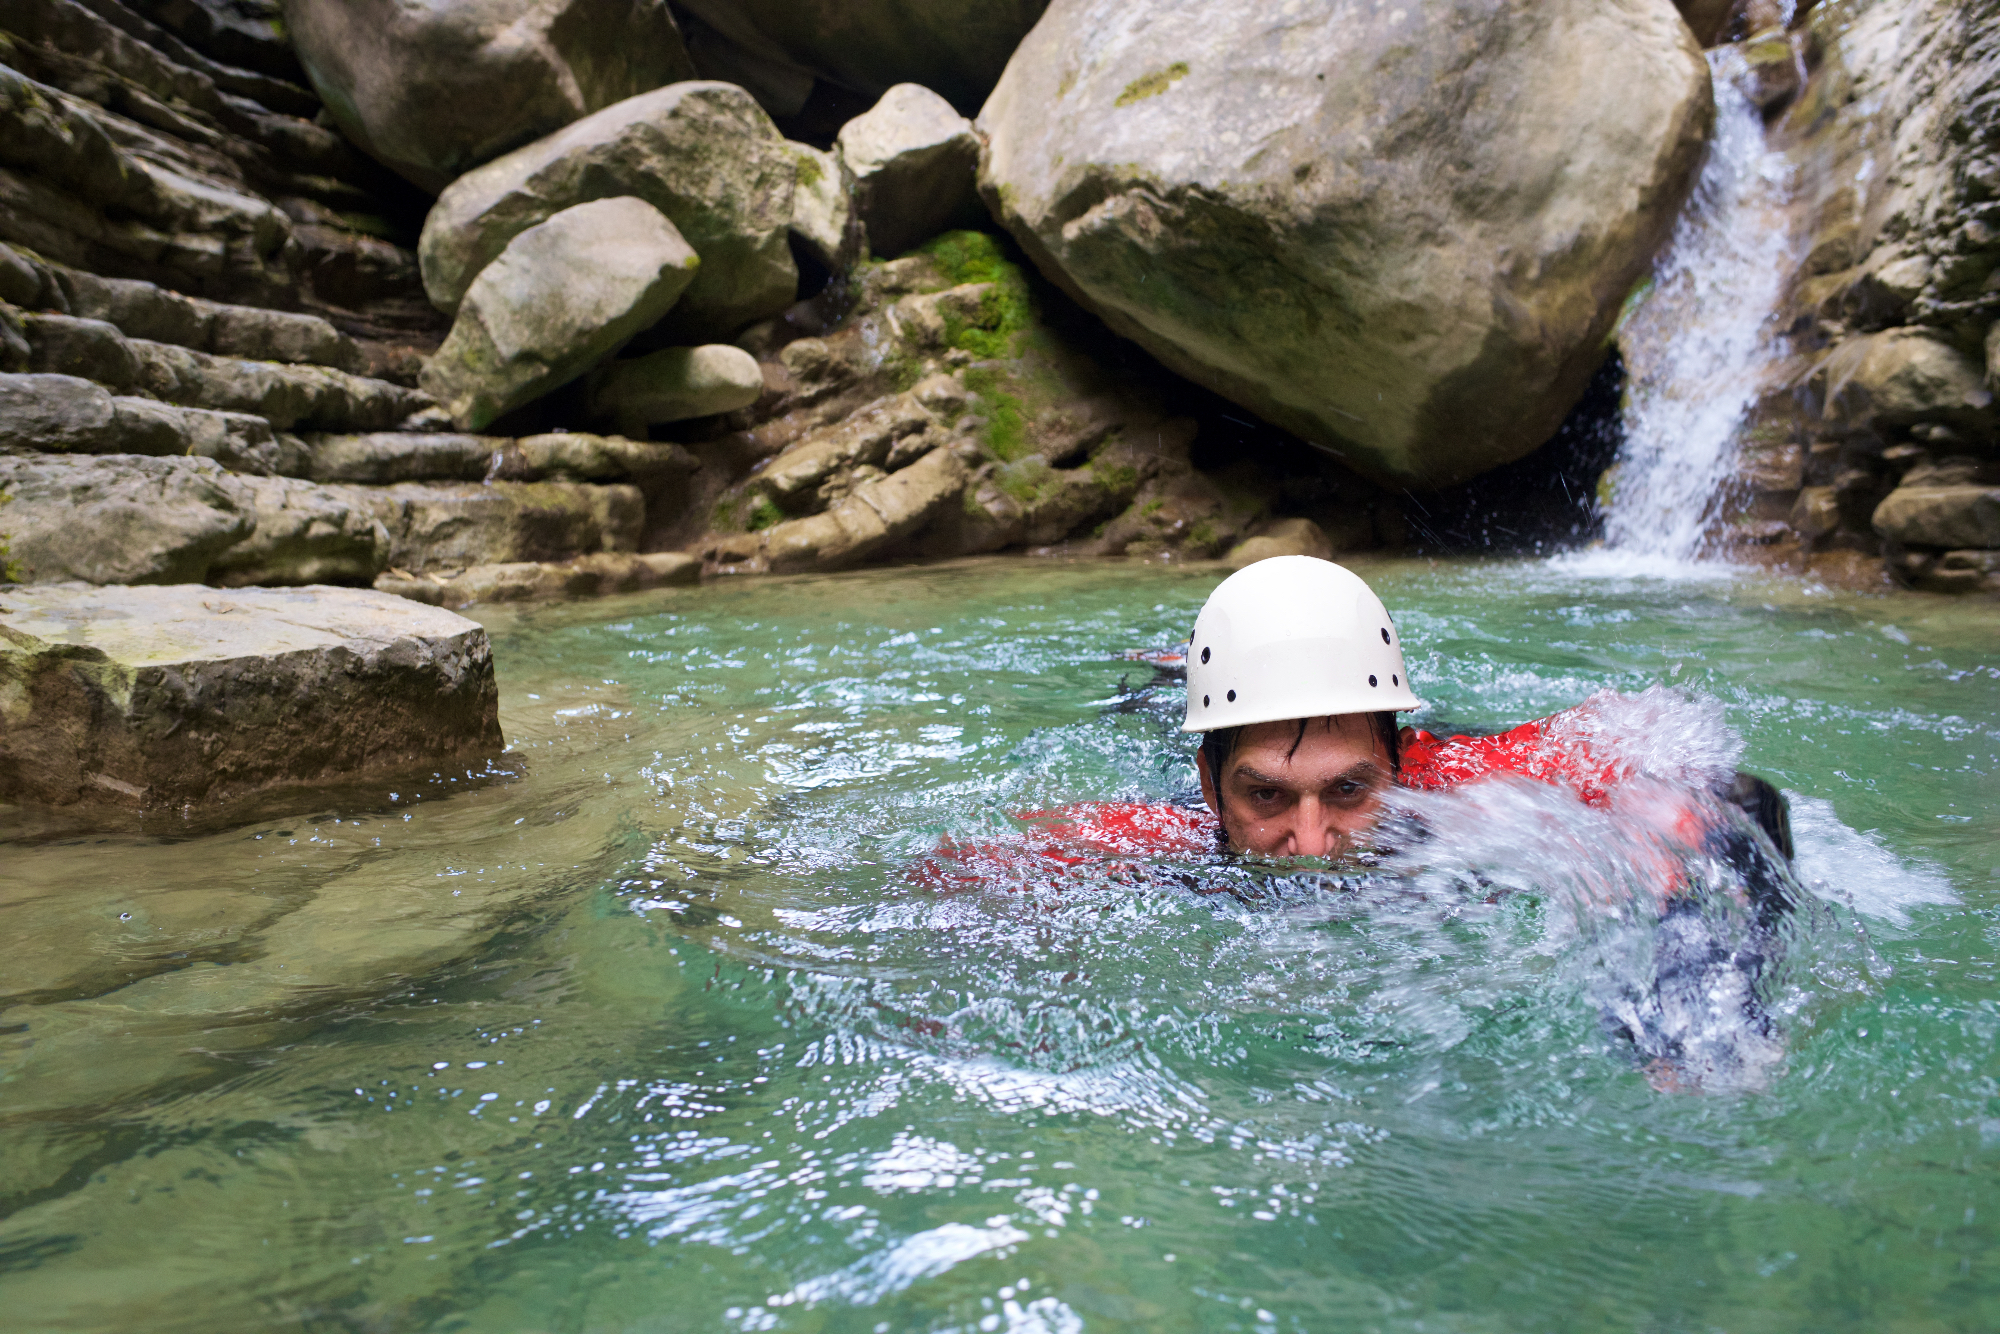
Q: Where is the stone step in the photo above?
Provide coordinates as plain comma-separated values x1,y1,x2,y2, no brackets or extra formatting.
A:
0,450,647,586
295,430,694,485
10,312,426,431
375,551,699,609
0,241,364,370
0,370,278,473
0,583,500,811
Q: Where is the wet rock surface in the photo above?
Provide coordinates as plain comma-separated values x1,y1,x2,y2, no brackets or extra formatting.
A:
0,582,503,809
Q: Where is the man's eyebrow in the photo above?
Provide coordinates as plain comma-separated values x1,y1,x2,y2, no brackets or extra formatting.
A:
1230,761,1383,786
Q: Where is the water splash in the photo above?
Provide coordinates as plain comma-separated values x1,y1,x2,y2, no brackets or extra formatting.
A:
1569,46,1802,574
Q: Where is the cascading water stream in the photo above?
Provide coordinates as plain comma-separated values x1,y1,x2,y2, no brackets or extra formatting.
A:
1573,45,1802,571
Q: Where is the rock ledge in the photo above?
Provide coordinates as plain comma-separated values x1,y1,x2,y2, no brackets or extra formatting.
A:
0,584,504,809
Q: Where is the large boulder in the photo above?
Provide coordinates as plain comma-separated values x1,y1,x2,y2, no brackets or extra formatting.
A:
977,0,1713,487
419,197,701,430
673,0,1047,117
419,83,798,341
0,584,502,809
0,453,252,584
1812,329,1995,441
1873,485,2000,549
280,0,696,193
836,83,983,259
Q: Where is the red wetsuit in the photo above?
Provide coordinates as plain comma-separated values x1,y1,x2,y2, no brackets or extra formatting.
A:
918,703,1724,892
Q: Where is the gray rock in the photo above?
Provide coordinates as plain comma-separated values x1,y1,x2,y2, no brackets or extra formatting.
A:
1816,330,1994,439
365,479,646,573
673,0,1046,117
788,141,857,273
0,241,45,307
0,370,278,467
24,313,143,390
0,583,503,809
505,432,696,482
419,198,701,431
1872,484,2000,548
0,453,252,584
588,344,765,433
977,0,1712,487
0,372,118,452
750,392,935,511
55,267,365,371
131,340,429,432
418,82,798,340
836,83,982,260
280,0,697,192
206,476,395,587
376,549,699,607
753,445,970,572
301,432,502,484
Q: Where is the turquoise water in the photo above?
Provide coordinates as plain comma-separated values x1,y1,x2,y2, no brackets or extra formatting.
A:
2,556,1997,1332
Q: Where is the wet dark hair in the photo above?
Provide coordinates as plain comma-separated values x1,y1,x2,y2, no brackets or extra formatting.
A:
1199,712,1402,811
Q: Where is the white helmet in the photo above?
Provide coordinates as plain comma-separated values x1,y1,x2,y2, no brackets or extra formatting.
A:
1182,555,1421,732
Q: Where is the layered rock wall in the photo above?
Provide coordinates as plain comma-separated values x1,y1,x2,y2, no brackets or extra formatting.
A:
1716,0,2000,593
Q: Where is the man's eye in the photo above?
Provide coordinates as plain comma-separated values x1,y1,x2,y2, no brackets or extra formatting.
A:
1249,788,1282,803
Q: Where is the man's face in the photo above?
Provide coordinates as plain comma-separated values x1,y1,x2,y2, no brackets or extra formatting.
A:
1196,714,1394,858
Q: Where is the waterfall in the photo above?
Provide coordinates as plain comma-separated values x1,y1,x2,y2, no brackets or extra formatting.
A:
1570,46,1801,572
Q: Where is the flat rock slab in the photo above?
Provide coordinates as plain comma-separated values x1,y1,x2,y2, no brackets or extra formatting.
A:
0,584,504,810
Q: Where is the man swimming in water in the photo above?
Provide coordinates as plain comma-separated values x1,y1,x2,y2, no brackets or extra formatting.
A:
1185,556,1791,872
928,555,1791,910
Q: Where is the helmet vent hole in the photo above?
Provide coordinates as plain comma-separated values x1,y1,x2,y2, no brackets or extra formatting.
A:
1200,646,1211,664
1380,627,1390,644
1368,674,1378,687
1226,689,1237,702
1392,674,1400,686
1203,695,1210,707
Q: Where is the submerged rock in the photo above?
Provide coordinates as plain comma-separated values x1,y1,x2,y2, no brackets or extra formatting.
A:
0,583,503,809
418,82,798,341
978,0,1712,487
837,83,983,260
282,0,697,192
420,198,701,430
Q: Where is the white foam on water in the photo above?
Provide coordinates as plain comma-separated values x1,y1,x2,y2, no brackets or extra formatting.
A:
1786,793,1959,926
1565,45,1802,574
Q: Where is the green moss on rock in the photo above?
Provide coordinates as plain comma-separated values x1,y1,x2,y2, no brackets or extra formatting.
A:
1115,62,1189,107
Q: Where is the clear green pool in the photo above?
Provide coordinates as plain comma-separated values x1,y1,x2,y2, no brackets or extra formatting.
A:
3,556,1997,1332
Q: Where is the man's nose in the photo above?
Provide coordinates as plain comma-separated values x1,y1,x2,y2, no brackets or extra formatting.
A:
1290,799,1336,857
